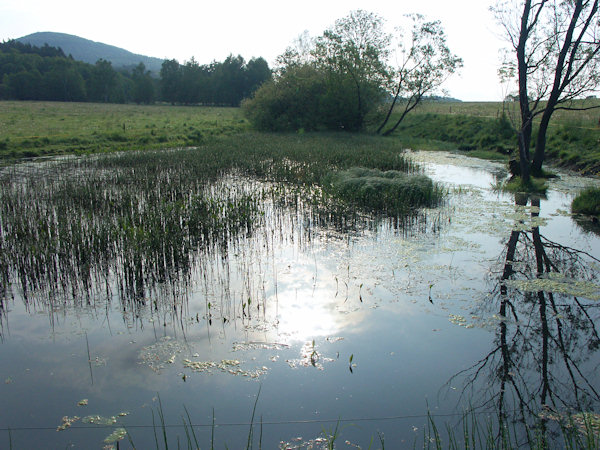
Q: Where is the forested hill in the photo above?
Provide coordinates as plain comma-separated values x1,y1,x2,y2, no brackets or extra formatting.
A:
16,32,164,72
0,39,272,105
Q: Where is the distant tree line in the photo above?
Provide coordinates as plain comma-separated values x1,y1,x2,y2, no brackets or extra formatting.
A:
0,40,271,106
160,55,271,106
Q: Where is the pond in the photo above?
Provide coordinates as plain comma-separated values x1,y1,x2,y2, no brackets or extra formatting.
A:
0,150,599,449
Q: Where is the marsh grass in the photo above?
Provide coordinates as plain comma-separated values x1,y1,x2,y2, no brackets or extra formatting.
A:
495,176,549,195
116,402,600,450
326,167,443,214
0,132,433,312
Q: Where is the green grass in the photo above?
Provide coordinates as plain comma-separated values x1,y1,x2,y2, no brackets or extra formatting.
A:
0,101,249,159
496,176,549,195
386,111,515,154
326,167,443,214
379,99,600,174
572,187,600,217
3,100,599,174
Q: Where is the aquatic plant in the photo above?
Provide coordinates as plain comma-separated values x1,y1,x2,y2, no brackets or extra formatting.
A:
325,167,443,214
0,132,436,315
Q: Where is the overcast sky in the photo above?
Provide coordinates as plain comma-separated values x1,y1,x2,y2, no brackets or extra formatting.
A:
0,0,507,101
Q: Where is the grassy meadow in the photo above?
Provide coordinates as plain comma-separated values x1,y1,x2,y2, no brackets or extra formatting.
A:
2,99,599,173
0,101,249,159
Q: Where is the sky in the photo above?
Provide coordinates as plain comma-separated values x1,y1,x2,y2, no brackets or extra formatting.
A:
0,0,508,101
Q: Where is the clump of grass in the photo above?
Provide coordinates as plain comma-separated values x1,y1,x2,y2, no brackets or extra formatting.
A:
572,187,600,217
496,176,548,195
326,167,443,214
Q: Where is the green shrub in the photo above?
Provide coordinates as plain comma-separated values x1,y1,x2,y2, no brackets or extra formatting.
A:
572,187,600,216
242,64,382,132
242,65,328,132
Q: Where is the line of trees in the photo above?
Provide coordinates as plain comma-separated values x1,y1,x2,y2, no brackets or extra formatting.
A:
160,55,271,106
0,40,271,106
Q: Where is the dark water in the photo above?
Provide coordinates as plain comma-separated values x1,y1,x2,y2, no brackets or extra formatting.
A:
1,151,599,449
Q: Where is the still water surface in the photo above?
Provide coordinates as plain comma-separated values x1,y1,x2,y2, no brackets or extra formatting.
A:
1,151,599,448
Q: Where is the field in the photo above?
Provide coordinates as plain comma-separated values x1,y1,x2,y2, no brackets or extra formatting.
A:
2,100,599,174
414,99,600,124
0,101,249,159
388,99,600,174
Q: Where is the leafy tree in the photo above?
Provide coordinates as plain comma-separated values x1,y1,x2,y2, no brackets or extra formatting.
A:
244,57,271,98
160,59,181,104
493,0,600,182
7,70,42,99
377,15,463,136
213,54,246,106
41,60,86,101
131,62,155,104
242,64,327,131
179,58,204,104
88,59,117,102
245,11,391,131
246,10,459,133
313,10,391,130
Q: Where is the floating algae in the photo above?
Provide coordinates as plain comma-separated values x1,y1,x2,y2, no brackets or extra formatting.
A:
447,313,508,330
286,341,335,370
504,273,600,300
56,416,80,431
538,407,600,440
77,399,88,406
138,336,187,373
182,358,268,378
232,341,289,352
448,313,476,329
103,427,127,444
278,436,329,449
82,415,117,425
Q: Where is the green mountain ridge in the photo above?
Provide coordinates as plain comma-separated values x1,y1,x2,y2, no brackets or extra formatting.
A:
16,31,164,73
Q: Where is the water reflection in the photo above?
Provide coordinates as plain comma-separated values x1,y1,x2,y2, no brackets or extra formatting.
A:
449,193,600,444
0,155,435,342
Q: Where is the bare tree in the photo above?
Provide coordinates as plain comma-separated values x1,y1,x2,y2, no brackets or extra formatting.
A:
493,0,600,182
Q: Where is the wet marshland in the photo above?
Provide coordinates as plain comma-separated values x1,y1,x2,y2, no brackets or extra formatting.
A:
0,144,599,448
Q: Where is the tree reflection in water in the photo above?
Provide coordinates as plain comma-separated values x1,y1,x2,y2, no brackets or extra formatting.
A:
448,193,600,445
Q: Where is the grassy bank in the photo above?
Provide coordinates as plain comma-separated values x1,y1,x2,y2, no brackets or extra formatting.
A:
383,99,600,174
2,100,599,174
